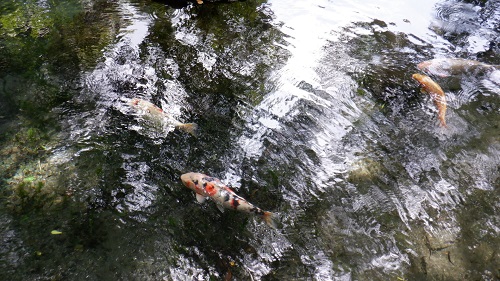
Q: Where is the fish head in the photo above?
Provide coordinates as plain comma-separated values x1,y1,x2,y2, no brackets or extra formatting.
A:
412,73,424,82
417,60,432,72
181,172,202,191
417,59,455,77
180,172,219,197
129,98,141,107
412,73,430,86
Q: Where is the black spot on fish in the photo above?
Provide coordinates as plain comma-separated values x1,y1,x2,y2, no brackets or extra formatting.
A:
224,193,230,202
193,180,198,185
203,182,207,188
231,198,240,209
251,208,265,216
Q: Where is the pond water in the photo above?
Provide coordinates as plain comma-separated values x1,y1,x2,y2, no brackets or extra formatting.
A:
0,0,499,280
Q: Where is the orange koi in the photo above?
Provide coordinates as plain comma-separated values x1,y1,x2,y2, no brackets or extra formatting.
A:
180,172,277,228
412,74,447,128
128,98,198,136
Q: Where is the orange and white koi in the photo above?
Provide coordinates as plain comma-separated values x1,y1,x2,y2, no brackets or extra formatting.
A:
412,74,447,128
417,58,499,77
180,172,277,228
128,98,197,136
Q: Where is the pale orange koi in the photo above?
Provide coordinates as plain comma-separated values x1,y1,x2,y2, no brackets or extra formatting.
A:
417,58,499,77
128,98,198,136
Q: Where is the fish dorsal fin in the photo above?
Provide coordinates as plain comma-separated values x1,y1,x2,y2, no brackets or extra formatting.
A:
196,193,207,203
216,203,225,213
224,186,236,194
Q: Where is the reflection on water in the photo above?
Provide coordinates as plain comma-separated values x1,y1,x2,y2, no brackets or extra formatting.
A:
1,0,499,280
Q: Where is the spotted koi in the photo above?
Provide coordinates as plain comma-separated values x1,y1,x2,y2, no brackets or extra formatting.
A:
180,172,277,228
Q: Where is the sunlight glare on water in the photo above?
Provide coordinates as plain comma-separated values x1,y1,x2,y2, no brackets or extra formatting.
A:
234,0,500,279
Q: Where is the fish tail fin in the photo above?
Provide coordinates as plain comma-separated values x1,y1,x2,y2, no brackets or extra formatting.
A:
261,211,278,229
437,107,447,128
177,123,198,137
439,119,447,128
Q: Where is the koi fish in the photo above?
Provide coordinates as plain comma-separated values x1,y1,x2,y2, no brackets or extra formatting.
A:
417,58,499,77
412,74,447,128
180,172,277,228
128,98,198,136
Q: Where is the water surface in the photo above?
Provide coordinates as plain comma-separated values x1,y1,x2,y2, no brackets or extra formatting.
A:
0,0,498,280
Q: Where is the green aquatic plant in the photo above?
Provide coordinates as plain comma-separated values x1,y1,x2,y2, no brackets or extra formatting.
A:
9,174,47,210
13,126,49,152
0,3,53,38
23,176,36,183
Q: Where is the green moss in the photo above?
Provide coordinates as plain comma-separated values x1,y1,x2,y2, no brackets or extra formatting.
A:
14,126,48,149
23,176,36,183
0,2,54,38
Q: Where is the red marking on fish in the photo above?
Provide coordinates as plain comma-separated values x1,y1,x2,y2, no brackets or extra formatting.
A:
131,98,140,106
204,182,217,196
